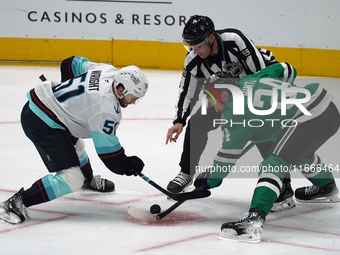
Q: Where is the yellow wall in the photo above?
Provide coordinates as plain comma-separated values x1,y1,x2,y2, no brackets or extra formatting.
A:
1,38,340,77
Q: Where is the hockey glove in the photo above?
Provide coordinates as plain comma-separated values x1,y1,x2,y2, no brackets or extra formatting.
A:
126,156,145,176
194,171,222,189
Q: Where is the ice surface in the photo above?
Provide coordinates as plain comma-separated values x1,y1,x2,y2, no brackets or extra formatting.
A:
0,66,339,254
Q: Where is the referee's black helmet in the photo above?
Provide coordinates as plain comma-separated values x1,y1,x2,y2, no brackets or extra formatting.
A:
182,15,215,46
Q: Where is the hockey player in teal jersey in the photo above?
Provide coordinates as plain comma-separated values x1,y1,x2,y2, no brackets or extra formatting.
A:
0,56,149,224
194,63,340,242
59,57,115,193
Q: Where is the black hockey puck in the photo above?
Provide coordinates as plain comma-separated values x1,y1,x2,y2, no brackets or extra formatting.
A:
150,204,161,214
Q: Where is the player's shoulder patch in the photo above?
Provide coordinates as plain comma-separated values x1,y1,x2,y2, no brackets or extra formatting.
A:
241,48,251,57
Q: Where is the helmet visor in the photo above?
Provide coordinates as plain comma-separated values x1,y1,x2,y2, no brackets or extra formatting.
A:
183,40,192,52
183,40,207,53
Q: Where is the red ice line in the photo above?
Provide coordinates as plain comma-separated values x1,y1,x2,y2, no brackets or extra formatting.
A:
136,230,340,253
0,208,75,234
0,118,173,125
134,206,340,253
0,188,164,234
261,239,340,253
1,193,340,252
0,121,20,124
0,188,164,206
60,192,164,205
136,232,218,252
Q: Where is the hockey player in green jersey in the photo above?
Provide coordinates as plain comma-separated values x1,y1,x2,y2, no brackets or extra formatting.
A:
194,63,340,242
165,15,296,196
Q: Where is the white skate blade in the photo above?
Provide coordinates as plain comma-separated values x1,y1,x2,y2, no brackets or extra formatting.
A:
296,194,340,203
0,206,21,224
127,206,158,222
167,192,181,200
219,229,261,243
167,186,193,200
271,197,296,212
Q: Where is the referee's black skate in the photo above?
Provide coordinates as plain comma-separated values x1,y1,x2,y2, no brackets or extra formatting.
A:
220,209,266,243
295,180,340,203
0,188,29,224
83,175,115,192
167,171,192,193
271,181,295,212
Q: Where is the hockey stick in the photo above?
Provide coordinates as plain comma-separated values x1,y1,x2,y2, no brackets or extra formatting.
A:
128,143,256,222
240,142,255,157
127,187,204,222
135,171,211,201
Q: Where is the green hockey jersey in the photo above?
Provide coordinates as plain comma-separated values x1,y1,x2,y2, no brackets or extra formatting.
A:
209,63,333,188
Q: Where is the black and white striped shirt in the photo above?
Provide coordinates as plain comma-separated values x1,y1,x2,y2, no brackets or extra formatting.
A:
174,28,295,126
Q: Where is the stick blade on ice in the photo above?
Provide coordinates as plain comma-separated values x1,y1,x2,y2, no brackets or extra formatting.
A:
127,206,158,222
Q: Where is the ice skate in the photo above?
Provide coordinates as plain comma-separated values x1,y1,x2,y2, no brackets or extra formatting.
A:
271,181,296,212
167,171,192,194
82,175,115,193
295,180,340,203
0,188,29,224
219,209,266,243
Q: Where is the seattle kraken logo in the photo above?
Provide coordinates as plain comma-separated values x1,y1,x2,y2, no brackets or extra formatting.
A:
114,102,120,114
